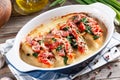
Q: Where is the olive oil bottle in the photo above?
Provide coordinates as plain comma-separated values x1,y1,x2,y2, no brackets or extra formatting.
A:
13,0,48,15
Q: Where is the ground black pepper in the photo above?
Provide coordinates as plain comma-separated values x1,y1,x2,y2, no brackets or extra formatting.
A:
107,72,112,78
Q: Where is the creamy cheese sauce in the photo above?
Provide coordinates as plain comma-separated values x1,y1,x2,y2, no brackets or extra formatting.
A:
20,13,107,68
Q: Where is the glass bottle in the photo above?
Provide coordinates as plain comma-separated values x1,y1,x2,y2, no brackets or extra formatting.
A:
13,0,48,15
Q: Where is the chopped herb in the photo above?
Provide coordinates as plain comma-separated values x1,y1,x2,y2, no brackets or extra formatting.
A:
52,38,56,41
67,36,72,43
72,16,78,20
66,36,71,39
63,56,68,65
38,40,43,45
85,25,92,34
81,17,88,23
26,53,30,56
93,35,100,40
71,39,78,49
62,27,69,31
80,18,93,34
66,35,74,39
66,35,78,49
56,45,62,51
32,52,38,58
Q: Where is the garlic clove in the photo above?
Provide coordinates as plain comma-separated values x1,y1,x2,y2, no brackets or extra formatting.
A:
0,0,12,27
0,77,13,80
0,54,5,69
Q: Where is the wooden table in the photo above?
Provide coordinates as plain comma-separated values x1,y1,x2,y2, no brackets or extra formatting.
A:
0,0,120,80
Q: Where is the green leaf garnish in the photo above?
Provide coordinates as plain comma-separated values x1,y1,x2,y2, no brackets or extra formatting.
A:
63,56,68,65
38,40,43,45
85,25,92,34
52,38,57,42
56,45,62,51
81,17,88,23
66,35,78,49
62,27,69,31
32,53,38,58
93,35,100,40
71,39,78,49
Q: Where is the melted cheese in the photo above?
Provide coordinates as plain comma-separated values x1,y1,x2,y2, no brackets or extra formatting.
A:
20,13,107,68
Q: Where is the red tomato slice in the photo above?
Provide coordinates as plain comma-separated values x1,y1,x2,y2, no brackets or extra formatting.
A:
58,49,65,56
91,25,102,36
38,52,54,66
68,53,75,59
32,45,40,52
61,31,69,37
38,57,51,65
67,21,76,28
78,22,86,32
78,46,85,53
45,42,59,50
60,24,66,30
31,40,39,46
71,28,78,38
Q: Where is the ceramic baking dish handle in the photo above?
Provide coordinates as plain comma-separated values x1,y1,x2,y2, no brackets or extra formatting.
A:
90,2,116,22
